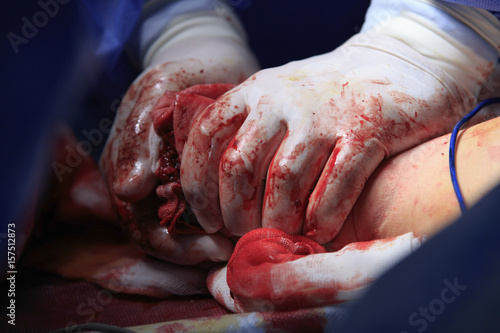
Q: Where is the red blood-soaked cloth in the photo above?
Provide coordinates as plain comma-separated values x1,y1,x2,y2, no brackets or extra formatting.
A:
151,83,235,235
226,228,330,311
227,228,327,299
219,228,422,312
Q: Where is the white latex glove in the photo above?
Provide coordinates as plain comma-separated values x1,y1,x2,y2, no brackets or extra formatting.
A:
100,9,259,264
180,0,500,244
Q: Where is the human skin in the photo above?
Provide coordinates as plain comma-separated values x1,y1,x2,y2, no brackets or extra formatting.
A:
328,115,500,251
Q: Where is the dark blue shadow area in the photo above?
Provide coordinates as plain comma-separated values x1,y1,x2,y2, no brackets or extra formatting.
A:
235,0,370,68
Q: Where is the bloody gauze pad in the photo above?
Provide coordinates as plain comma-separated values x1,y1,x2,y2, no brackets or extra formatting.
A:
226,228,330,311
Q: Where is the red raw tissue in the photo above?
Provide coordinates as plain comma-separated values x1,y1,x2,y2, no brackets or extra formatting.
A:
151,83,235,235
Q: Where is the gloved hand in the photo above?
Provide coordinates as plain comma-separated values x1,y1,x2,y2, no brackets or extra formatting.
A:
208,114,500,313
100,9,259,264
181,0,500,244
27,125,209,297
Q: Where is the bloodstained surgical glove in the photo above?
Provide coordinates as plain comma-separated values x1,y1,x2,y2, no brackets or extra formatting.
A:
100,10,259,264
180,0,500,243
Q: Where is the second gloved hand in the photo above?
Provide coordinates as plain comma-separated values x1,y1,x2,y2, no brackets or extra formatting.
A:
181,0,499,243
100,9,259,264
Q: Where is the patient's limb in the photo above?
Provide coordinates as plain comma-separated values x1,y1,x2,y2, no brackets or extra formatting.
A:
329,116,500,251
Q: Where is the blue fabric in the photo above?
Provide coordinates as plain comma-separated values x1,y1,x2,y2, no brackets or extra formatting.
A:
443,0,500,19
1,1,84,266
0,0,144,269
79,0,144,73
443,0,500,11
234,0,370,68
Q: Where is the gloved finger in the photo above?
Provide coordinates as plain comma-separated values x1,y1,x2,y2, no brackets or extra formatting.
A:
219,107,287,236
206,265,237,312
261,127,337,235
173,83,237,156
181,90,248,233
150,232,235,265
122,195,235,265
305,137,388,244
223,228,422,312
111,61,219,203
112,65,181,202
151,83,236,189
23,223,208,298
100,81,146,204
